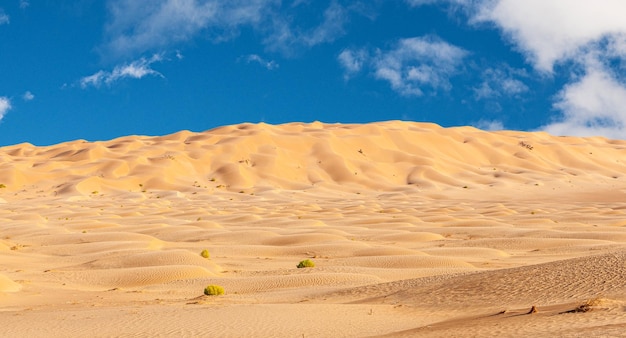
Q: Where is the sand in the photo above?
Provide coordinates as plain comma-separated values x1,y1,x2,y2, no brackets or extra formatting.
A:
0,121,625,337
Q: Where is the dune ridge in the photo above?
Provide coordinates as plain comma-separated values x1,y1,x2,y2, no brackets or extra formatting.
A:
1,121,625,196
1,121,625,337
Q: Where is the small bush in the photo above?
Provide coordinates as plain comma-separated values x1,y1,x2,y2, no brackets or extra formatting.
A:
297,259,315,268
0,184,6,188
204,285,224,296
200,249,210,259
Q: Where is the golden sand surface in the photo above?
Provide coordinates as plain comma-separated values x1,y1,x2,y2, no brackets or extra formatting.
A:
1,121,625,337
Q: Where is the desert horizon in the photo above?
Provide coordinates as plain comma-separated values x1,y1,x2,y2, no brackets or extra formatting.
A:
1,121,625,337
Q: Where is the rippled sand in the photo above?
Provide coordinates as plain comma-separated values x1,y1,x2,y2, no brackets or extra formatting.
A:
1,121,625,337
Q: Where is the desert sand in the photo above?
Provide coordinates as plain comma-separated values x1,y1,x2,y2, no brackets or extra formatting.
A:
0,121,625,337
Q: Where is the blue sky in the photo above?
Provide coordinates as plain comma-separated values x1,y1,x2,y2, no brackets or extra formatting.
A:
1,0,626,146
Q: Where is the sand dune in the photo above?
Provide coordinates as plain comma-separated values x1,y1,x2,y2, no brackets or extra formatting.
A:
1,121,625,337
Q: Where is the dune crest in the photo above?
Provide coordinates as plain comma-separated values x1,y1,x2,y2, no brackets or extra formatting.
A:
1,121,625,336
0,121,625,196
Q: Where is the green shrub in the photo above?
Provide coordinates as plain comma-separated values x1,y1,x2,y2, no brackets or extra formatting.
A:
200,249,210,259
297,259,315,268
204,285,224,296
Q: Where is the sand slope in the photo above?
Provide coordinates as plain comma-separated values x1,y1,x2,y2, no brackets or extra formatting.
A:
1,121,625,337
2,120,625,195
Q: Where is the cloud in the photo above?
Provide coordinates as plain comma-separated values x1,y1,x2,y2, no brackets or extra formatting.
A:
337,48,367,78
80,54,164,88
474,66,528,100
103,0,277,57
262,1,351,55
542,64,626,139
104,0,356,58
375,37,467,96
300,1,348,47
0,10,9,25
242,54,279,70
19,1,30,9
339,36,467,96
474,119,505,131
470,0,626,138
22,91,34,101
0,97,11,121
475,0,626,73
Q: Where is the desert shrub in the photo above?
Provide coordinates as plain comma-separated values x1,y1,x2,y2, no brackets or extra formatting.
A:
204,285,224,296
200,249,210,259
0,184,6,188
297,259,315,268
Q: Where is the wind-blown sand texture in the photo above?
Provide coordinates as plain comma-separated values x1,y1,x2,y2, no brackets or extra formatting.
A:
1,121,625,337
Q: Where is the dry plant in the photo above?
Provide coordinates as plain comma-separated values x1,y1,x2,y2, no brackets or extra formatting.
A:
204,285,225,296
297,259,315,268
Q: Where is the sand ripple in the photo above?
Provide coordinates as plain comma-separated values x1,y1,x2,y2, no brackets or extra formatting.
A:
1,121,625,336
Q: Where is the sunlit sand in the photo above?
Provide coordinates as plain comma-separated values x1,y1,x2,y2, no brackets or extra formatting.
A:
1,121,625,336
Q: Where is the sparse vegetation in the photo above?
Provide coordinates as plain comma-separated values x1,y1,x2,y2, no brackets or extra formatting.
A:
297,259,315,268
0,184,6,188
200,249,210,259
204,285,224,296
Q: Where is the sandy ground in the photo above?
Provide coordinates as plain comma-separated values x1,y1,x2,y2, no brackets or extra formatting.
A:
1,121,625,337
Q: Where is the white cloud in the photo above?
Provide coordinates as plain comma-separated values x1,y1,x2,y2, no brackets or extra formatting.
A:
0,97,11,121
262,1,350,55
22,91,34,101
19,1,30,9
105,0,217,57
474,119,505,131
378,37,467,95
0,10,9,25
340,36,467,96
104,0,277,57
471,0,626,138
474,66,528,100
243,54,279,70
104,0,355,58
300,1,347,47
542,64,626,139
80,54,164,88
337,48,367,78
607,34,626,65
475,0,626,73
